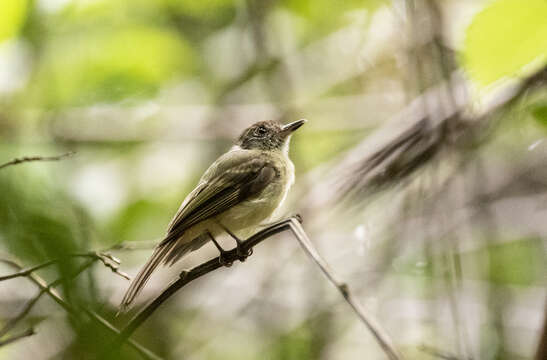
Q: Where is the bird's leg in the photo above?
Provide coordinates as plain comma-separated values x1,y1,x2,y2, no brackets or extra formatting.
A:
206,231,232,267
218,223,252,261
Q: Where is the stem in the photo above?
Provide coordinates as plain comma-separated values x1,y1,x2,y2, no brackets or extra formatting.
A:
0,151,75,170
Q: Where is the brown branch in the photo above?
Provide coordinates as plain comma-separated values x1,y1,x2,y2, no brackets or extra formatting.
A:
109,215,403,360
0,251,130,281
0,151,75,170
0,257,160,360
0,259,57,281
0,328,35,348
287,218,404,360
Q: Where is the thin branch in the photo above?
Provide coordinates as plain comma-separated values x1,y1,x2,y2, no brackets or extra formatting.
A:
108,240,158,251
0,151,75,170
287,218,404,360
0,259,57,281
0,251,130,281
0,260,95,338
0,328,35,348
109,215,403,360
0,257,161,360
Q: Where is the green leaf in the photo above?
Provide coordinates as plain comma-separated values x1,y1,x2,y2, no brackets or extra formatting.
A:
0,0,28,42
463,0,547,87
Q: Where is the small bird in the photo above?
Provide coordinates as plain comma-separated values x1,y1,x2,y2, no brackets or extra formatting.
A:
119,119,306,312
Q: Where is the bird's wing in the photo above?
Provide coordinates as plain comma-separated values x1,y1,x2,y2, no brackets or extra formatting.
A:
161,150,276,245
119,150,276,312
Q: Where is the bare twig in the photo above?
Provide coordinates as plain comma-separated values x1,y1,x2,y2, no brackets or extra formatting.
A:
0,260,95,338
0,259,57,281
287,218,404,360
0,251,130,282
0,151,75,170
0,257,161,360
108,241,158,251
109,215,403,360
0,328,35,348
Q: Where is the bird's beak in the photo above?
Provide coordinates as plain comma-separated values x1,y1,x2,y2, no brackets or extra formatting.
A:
280,119,307,135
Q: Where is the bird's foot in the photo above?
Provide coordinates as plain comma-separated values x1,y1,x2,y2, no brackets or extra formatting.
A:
218,251,233,267
236,245,253,262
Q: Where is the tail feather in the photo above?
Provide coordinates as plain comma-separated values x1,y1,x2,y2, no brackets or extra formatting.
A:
118,234,209,313
164,233,209,266
118,241,176,313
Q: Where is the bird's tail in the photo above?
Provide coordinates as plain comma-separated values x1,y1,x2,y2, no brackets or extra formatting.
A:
118,240,177,314
117,234,208,314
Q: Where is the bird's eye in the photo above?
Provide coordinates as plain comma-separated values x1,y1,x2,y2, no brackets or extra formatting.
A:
255,126,267,136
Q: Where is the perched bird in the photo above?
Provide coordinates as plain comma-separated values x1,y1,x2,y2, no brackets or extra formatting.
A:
119,119,306,312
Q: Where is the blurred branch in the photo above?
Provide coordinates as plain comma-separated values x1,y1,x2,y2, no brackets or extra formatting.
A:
0,257,160,360
108,240,159,252
0,251,130,281
0,151,75,170
0,328,35,348
0,260,95,338
333,64,547,204
288,218,404,360
110,215,403,360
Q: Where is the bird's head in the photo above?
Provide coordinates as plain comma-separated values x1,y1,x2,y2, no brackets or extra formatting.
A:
236,119,306,153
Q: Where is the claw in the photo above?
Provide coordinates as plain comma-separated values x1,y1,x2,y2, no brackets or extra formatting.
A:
219,254,233,267
236,245,252,262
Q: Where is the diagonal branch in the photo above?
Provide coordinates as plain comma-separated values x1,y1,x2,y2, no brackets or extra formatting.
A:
287,218,404,360
0,260,95,338
0,251,130,281
0,328,35,348
0,151,75,170
109,215,403,360
0,257,161,360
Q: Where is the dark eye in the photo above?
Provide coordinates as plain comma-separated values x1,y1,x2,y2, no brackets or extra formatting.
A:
255,126,267,136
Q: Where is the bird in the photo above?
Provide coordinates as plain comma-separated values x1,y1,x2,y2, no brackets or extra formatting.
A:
119,119,306,312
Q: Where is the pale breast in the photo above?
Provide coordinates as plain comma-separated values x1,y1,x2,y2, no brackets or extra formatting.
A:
217,152,294,235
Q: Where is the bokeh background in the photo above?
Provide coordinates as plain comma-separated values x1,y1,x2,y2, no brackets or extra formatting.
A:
0,0,546,359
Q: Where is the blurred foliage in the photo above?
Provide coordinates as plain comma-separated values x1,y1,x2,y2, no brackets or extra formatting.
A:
106,198,173,246
0,169,81,263
292,128,368,171
531,102,547,127
463,0,547,87
480,238,545,286
281,0,386,41
266,324,315,360
0,0,28,42
31,26,195,107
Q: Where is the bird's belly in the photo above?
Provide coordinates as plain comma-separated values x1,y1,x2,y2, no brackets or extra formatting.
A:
216,180,287,236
